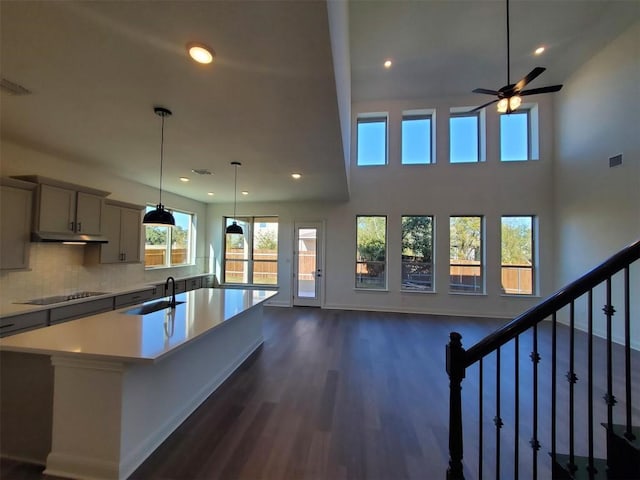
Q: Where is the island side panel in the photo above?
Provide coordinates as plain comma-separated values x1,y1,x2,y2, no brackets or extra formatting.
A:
0,351,53,464
119,303,265,478
43,302,265,480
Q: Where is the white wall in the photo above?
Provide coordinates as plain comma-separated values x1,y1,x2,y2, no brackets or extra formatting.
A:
0,140,208,303
207,93,557,319
554,21,640,346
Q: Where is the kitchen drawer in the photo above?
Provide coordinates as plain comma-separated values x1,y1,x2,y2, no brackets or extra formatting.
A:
50,297,114,324
161,280,186,296
185,277,202,291
0,310,48,337
114,287,159,308
202,275,215,288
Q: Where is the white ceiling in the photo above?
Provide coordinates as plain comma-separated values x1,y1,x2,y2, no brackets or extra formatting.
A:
1,1,638,204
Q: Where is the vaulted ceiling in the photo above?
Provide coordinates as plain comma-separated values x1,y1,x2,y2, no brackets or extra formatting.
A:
1,1,637,203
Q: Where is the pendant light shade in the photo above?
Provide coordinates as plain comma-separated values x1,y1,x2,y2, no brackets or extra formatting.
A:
144,107,175,227
225,161,243,235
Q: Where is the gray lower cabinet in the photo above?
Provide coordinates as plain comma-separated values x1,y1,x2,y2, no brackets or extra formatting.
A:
50,297,114,325
114,287,160,308
0,310,48,337
186,277,202,291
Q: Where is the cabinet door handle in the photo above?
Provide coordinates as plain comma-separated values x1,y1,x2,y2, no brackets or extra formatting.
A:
69,221,75,232
0,323,15,329
77,221,82,232
123,253,126,261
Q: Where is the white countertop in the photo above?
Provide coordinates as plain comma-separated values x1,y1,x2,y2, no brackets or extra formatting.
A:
0,288,276,364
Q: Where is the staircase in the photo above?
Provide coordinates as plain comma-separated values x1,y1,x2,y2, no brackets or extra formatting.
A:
446,239,640,480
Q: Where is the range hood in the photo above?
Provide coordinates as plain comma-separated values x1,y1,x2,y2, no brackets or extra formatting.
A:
31,231,109,244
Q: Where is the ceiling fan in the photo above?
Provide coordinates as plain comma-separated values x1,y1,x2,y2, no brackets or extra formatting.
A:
471,0,563,113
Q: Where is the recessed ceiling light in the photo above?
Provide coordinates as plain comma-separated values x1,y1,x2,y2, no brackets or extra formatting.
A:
179,177,190,182
187,43,215,64
291,173,302,179
534,46,545,55
383,59,393,69
241,191,249,195
207,192,214,196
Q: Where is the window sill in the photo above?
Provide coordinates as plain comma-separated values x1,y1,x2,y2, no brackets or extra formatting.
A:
400,289,436,294
500,293,540,299
448,291,486,296
354,288,389,293
144,263,196,271
220,283,279,290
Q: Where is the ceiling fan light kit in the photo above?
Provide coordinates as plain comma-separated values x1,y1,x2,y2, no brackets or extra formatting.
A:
472,0,563,114
143,107,176,227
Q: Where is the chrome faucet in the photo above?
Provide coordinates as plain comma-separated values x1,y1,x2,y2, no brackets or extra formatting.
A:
165,276,176,308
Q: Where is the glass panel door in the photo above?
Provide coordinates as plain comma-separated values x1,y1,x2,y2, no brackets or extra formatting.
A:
293,222,323,307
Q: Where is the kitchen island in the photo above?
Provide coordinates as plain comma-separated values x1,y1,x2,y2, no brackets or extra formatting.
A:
0,288,277,480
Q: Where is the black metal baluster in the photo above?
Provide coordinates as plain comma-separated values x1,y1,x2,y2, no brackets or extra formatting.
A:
567,300,578,473
603,277,616,433
495,347,502,480
530,324,541,480
514,336,520,480
624,267,635,441
479,358,483,480
551,312,557,463
588,290,595,476
446,332,466,480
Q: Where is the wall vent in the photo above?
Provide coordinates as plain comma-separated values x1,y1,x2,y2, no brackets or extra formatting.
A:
0,78,32,96
191,169,212,175
609,154,623,168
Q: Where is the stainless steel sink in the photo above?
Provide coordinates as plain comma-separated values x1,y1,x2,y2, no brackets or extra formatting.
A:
123,300,185,315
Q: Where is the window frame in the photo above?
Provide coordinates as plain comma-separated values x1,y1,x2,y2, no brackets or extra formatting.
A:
449,112,480,163
355,215,388,290
500,215,536,295
401,215,435,292
223,216,279,286
449,215,484,294
356,115,388,166
401,113,433,165
500,110,531,161
144,206,195,269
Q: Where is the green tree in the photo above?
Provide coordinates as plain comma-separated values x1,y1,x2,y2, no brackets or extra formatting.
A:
255,229,277,251
402,216,433,262
501,220,532,265
145,226,167,245
450,217,481,261
172,226,188,248
357,216,386,261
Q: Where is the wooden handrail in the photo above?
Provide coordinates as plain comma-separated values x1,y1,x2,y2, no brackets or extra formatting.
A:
464,238,640,368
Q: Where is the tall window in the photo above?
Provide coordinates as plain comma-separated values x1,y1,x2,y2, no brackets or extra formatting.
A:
449,216,483,293
224,216,278,285
402,114,432,164
450,113,479,163
501,216,535,294
145,207,194,268
401,216,434,291
501,111,529,161
357,116,387,166
356,215,387,289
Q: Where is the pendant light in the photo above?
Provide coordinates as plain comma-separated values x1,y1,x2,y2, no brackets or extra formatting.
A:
143,107,176,226
225,161,243,234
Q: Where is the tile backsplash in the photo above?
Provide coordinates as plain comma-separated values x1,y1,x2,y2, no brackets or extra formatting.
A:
0,243,204,305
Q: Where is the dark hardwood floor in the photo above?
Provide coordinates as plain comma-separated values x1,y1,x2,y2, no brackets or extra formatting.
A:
1,307,638,480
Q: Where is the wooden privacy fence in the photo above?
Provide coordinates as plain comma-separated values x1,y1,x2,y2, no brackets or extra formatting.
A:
145,247,187,266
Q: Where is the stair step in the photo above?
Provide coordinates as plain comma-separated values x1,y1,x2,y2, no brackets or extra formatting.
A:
602,424,640,451
601,423,640,479
551,453,608,479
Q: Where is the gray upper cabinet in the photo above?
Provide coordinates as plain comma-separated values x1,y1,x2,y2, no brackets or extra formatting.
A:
0,178,36,270
14,176,109,236
99,200,144,264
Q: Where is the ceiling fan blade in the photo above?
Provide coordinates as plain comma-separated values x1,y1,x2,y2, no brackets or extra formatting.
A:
470,98,499,112
514,67,546,92
520,84,563,96
473,88,499,95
